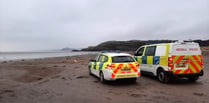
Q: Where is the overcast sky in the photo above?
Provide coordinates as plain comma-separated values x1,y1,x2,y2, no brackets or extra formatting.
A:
0,0,209,51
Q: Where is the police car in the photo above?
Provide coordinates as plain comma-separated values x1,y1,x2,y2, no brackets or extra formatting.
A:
89,52,140,83
134,41,203,83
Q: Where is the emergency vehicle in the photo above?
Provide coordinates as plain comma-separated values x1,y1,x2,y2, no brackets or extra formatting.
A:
89,52,140,83
134,41,203,83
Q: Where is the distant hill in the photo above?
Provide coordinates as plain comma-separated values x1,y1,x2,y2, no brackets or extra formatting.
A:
61,48,80,51
61,48,73,51
81,40,209,51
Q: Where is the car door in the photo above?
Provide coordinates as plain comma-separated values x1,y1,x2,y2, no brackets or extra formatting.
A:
91,55,101,76
98,55,105,71
99,55,108,70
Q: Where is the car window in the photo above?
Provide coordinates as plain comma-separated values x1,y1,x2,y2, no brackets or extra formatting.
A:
94,55,100,61
103,56,108,62
98,55,103,62
145,46,156,56
98,55,108,62
112,56,135,63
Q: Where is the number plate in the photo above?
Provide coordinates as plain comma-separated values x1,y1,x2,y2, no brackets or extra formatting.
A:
176,63,186,68
121,67,131,71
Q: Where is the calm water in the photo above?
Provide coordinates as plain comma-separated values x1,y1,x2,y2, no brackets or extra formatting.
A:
0,51,97,61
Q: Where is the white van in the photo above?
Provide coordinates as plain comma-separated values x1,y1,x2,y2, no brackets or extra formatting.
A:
134,41,203,83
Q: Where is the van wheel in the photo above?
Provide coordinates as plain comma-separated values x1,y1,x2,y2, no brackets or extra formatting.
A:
157,69,169,83
188,76,199,82
100,72,106,83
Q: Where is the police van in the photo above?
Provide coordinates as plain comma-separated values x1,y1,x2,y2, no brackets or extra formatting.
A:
134,41,203,83
89,52,140,83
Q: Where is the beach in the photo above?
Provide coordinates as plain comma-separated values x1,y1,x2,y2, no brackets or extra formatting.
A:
0,53,209,103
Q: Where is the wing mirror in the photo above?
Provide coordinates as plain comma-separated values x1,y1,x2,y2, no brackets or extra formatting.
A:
134,52,142,56
90,59,96,62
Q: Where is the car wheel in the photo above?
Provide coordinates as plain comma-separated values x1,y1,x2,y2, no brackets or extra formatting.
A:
188,76,199,82
89,67,93,75
157,69,169,83
100,72,106,83
130,78,137,83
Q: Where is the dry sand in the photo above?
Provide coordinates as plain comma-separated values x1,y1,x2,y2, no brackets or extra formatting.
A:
0,54,209,103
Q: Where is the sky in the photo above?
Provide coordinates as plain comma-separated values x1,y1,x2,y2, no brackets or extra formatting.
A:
0,0,209,51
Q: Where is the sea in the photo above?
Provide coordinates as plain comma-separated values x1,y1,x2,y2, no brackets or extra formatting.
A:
0,51,97,61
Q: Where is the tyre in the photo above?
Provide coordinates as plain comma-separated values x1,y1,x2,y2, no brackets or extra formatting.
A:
157,69,169,83
188,76,199,82
100,72,106,83
130,78,137,83
89,68,93,75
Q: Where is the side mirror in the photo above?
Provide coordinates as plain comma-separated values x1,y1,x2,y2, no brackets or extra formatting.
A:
134,52,143,56
134,52,139,56
90,59,96,62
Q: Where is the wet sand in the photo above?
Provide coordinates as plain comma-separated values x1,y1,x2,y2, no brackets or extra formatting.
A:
0,54,209,103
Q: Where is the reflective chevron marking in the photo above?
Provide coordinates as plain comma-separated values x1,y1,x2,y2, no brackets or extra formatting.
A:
172,55,203,74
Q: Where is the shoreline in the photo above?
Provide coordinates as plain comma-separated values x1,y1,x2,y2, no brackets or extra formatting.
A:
0,51,98,62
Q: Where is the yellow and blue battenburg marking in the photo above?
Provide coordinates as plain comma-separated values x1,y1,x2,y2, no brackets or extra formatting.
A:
153,56,160,65
90,62,97,70
90,62,106,70
134,56,138,61
141,56,160,65
93,62,97,70
142,56,147,64
99,63,104,70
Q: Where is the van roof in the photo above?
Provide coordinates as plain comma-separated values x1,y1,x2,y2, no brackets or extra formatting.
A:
144,42,198,47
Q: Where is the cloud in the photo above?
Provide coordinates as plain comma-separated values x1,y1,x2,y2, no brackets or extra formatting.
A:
0,0,209,51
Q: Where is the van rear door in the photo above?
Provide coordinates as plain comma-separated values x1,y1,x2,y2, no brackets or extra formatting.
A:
171,43,202,74
187,44,202,73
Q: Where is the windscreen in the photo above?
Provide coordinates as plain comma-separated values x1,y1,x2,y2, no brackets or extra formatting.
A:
112,56,135,63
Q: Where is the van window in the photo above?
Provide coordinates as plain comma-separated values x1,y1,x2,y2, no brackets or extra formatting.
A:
188,44,201,55
171,44,201,55
135,47,144,56
155,46,166,56
145,46,156,56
